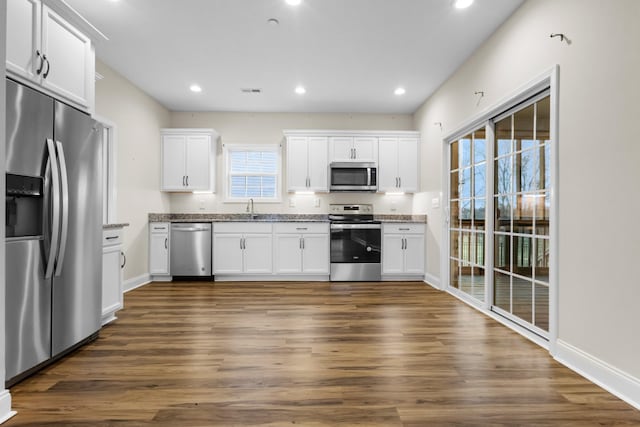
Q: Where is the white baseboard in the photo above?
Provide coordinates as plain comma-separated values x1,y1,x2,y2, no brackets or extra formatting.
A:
554,340,640,411
424,272,441,289
123,273,151,293
0,390,16,424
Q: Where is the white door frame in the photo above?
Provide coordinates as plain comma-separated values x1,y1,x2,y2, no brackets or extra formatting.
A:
94,115,118,224
440,65,559,353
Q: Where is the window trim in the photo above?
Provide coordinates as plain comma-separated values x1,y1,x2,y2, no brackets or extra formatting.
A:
94,115,117,224
222,143,282,203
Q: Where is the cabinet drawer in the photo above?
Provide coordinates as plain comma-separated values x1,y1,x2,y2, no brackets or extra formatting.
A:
214,222,272,234
103,229,123,247
150,222,170,233
274,222,329,234
383,223,425,234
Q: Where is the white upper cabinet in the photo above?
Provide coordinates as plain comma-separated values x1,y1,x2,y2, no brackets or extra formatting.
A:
378,137,420,193
5,0,103,111
40,5,93,107
329,136,378,163
161,129,218,192
286,136,328,192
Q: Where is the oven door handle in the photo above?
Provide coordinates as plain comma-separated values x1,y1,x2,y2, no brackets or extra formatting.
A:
330,223,381,230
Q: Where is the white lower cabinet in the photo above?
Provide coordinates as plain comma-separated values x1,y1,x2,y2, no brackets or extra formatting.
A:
102,227,124,325
213,223,273,275
274,223,329,275
382,223,425,279
149,222,170,278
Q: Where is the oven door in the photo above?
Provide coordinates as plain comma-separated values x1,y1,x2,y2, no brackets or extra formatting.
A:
330,223,381,263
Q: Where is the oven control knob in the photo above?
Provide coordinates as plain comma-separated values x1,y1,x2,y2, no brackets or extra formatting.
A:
366,246,372,252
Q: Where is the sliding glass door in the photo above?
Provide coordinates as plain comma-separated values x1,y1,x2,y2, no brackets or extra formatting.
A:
492,92,551,336
447,90,552,338
449,128,486,302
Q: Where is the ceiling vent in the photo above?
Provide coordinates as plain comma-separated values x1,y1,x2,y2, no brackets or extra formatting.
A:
241,88,262,94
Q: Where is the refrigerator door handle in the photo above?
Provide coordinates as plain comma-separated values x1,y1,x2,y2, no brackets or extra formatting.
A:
45,139,61,279
54,141,70,277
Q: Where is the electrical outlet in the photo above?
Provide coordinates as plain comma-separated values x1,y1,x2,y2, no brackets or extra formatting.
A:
314,197,321,207
289,198,296,208
432,197,440,209
390,201,397,212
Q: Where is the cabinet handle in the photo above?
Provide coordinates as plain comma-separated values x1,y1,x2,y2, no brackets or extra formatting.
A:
105,235,118,240
302,237,305,250
42,55,50,79
399,177,401,188
164,237,168,249
121,251,126,268
182,176,186,186
296,227,307,231
240,238,243,250
186,175,189,186
399,228,410,231
299,237,303,249
35,50,45,75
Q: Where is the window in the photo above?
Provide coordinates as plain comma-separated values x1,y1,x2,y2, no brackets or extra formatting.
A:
224,144,281,201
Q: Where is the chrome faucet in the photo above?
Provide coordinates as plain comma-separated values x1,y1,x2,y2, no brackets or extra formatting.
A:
246,198,256,219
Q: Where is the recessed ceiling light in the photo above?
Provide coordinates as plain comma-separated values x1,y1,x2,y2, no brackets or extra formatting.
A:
454,0,474,9
295,85,306,95
286,0,302,5
190,84,202,93
394,87,406,96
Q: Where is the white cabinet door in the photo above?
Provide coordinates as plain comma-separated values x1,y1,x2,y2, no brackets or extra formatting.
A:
403,234,425,274
382,234,404,274
185,135,211,190
274,234,302,274
286,137,309,192
213,234,244,274
162,135,187,190
243,234,273,274
6,0,40,81
329,137,354,162
377,138,399,192
149,232,169,275
353,137,377,162
301,234,329,274
41,5,93,107
307,137,328,192
398,138,419,193
102,245,122,321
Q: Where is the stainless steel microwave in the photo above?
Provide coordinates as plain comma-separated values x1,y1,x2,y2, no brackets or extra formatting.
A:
329,162,377,192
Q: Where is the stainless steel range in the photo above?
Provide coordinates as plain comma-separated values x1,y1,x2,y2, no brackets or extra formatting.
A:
329,204,381,281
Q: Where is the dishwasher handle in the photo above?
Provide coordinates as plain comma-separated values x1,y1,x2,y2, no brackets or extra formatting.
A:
172,224,211,232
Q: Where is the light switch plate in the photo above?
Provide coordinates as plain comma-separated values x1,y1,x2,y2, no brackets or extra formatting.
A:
289,198,296,208
314,197,321,207
431,197,440,209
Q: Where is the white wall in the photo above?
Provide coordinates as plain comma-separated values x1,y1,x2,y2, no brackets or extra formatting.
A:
95,60,171,282
169,112,417,214
414,0,640,381
0,1,14,422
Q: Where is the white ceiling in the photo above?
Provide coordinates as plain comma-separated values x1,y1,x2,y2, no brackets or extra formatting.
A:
65,0,524,114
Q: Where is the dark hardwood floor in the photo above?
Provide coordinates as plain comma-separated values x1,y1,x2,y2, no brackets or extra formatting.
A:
5,281,640,426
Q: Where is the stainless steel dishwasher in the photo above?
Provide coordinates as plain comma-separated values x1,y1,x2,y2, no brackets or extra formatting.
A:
170,223,212,276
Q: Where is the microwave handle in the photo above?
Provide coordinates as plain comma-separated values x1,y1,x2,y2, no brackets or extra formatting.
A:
367,167,371,187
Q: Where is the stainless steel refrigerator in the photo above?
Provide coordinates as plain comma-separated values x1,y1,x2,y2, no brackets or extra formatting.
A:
5,79,102,386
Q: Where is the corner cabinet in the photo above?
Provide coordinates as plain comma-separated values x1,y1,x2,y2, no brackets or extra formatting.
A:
149,222,170,279
285,135,328,192
382,223,425,280
161,129,218,192
102,227,125,325
378,137,420,193
6,0,105,112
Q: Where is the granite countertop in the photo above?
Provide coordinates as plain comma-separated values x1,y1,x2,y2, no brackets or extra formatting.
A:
103,223,130,229
148,213,427,224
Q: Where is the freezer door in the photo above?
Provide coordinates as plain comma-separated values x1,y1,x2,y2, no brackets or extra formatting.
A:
51,101,103,356
5,239,52,382
5,79,54,176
